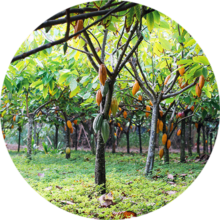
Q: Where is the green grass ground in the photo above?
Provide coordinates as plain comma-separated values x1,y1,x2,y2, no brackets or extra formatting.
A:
9,150,205,219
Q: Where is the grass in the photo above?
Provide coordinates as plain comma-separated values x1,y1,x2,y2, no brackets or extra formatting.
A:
9,150,205,219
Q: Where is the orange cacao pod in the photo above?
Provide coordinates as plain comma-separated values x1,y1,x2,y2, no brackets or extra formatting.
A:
117,123,121,127
98,64,107,86
162,133,167,145
119,107,122,111
199,75,205,89
70,127,74,134
67,120,72,129
123,111,127,119
178,65,185,76
177,129,181,136
3,134,5,139
138,95,142,101
190,106,194,112
170,123,173,132
13,116,16,122
74,19,84,39
159,120,163,132
11,125,14,129
159,110,163,117
109,108,111,116
195,123,198,129
164,75,171,85
73,120,77,125
196,84,201,97
159,148,164,159
120,127,123,131
64,125,67,131
167,140,171,149
130,126,132,129
96,89,102,106
132,80,140,96
149,100,153,106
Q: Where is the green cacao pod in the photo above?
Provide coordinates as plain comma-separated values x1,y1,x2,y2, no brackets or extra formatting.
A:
66,147,71,154
16,115,19,122
111,97,118,117
93,113,103,133
101,80,109,97
101,119,110,143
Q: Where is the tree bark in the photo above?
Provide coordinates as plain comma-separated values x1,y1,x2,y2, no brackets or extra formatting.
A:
54,125,59,149
126,131,130,154
91,118,96,155
37,133,39,146
162,117,169,164
210,132,213,153
180,119,186,163
111,123,116,153
27,114,34,159
202,125,208,154
138,125,142,154
18,127,21,152
75,124,78,151
188,117,193,156
145,103,158,176
33,121,37,145
197,125,201,155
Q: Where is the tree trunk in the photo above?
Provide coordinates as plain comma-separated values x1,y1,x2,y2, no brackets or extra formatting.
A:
91,118,96,155
111,123,116,153
180,119,186,163
75,125,77,151
33,121,37,145
188,117,193,156
37,133,39,146
145,103,158,176
162,117,169,164
66,127,70,159
54,125,59,149
210,132,213,153
126,131,130,154
202,125,208,154
197,125,201,155
27,114,34,159
18,127,21,152
138,125,142,154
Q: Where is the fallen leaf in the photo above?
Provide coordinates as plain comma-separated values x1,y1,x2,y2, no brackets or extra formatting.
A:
167,174,174,180
56,186,63,190
38,173,44,177
166,191,177,195
180,174,187,177
126,181,133,185
61,200,74,205
44,186,52,191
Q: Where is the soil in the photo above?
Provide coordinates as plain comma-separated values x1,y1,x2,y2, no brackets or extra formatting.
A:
5,143,212,154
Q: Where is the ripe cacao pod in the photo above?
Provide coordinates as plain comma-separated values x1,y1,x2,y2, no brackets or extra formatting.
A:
73,120,77,125
166,126,168,132
110,97,118,116
93,113,103,133
101,119,110,143
109,108,111,116
101,80,109,96
177,129,181,136
13,116,16,122
149,100,153,106
123,111,127,119
132,80,140,96
159,110,163,117
164,75,171,85
199,75,205,89
146,105,151,117
74,19,83,39
196,84,201,97
117,123,121,127
99,64,107,86
114,133,117,136
159,120,163,132
170,123,173,132
64,125,67,131
195,123,198,129
66,147,71,154
190,106,194,112
67,120,72,129
11,125,14,129
159,148,164,159
145,112,150,117
3,134,6,139
70,127,74,134
167,140,171,149
162,133,167,145
119,107,122,111
96,89,102,106
205,140,207,143
130,126,132,129
120,127,123,131
138,95,142,101
178,65,185,76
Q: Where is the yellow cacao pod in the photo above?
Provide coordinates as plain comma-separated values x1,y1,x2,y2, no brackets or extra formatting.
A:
96,89,102,106
177,129,181,136
66,147,71,154
74,20,83,39
196,84,201,97
67,120,72,129
178,65,185,76
162,133,167,145
123,111,127,119
159,120,163,132
98,64,107,86
132,80,140,96
138,95,142,101
167,140,171,149
119,107,122,111
149,100,153,106
164,75,171,85
70,127,74,134
159,148,164,159
111,97,118,116
199,75,205,89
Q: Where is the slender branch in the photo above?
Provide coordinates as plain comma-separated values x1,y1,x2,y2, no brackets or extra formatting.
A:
83,45,99,72
101,29,108,62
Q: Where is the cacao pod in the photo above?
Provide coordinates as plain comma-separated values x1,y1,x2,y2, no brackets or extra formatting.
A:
120,127,123,131
130,126,132,129
3,134,6,139
96,89,102,106
67,120,72,129
159,110,163,117
178,65,185,76
146,105,151,117
114,133,117,136
190,106,194,112
117,123,121,127
66,147,71,154
13,116,16,122
164,75,171,85
16,115,19,122
195,123,198,129
145,112,150,117
109,108,111,116
132,80,140,96
64,125,67,131
159,148,164,159
138,95,142,101
177,129,181,136
93,113,103,133
167,140,171,149
101,119,110,143
159,120,163,132
199,75,205,89
70,127,74,134
195,84,201,97
74,20,83,39
119,107,122,111
99,64,107,86
162,133,167,145
73,120,77,125
205,140,207,143
101,82,109,96
170,123,173,132
166,126,168,132
11,125,14,129
110,97,118,116
149,100,153,106
123,111,127,119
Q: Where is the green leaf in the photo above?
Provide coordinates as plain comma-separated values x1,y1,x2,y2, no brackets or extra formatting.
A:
153,11,160,24
183,97,191,104
43,86,48,99
177,59,194,65
4,77,13,93
159,38,171,51
30,80,43,88
69,78,77,91
184,39,196,48
165,98,174,104
193,56,209,65
107,23,116,32
202,67,208,78
202,110,207,119
63,42,68,55
147,12,154,33
134,5,141,22
69,86,80,98
126,7,135,29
